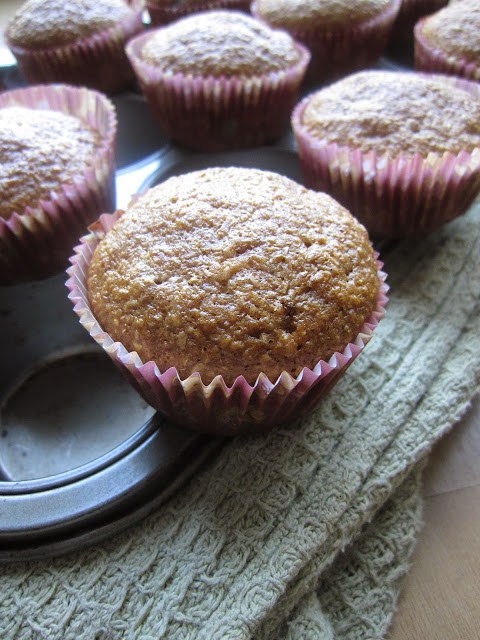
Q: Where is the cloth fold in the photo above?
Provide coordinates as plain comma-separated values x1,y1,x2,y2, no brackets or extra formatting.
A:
2,200,480,640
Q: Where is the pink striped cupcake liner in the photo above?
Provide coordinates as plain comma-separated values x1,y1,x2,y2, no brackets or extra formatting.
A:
66,210,388,436
6,10,144,95
0,84,117,285
252,0,401,84
126,29,310,151
292,75,480,238
146,0,251,27
414,18,480,82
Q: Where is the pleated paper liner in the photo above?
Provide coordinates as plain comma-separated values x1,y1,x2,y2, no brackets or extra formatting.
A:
292,75,480,239
146,0,251,27
126,30,310,151
6,10,144,95
66,211,388,436
414,18,480,82
251,0,400,84
0,84,117,285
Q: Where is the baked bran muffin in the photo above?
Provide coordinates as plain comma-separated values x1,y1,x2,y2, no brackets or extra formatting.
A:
414,0,480,81
5,0,144,94
292,70,480,237
126,11,310,150
0,108,101,221
0,84,116,284
146,0,251,27
252,0,400,82
68,167,387,435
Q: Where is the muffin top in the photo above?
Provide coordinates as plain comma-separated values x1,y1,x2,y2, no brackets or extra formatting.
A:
6,0,134,49
140,11,302,76
420,0,480,62
0,106,101,219
254,0,392,29
87,167,379,386
298,70,480,156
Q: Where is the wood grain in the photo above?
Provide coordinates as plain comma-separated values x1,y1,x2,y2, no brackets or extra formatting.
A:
388,396,480,639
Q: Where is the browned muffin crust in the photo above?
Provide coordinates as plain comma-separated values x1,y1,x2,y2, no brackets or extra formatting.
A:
7,0,134,49
255,0,391,29
87,168,379,385
300,70,480,156
420,0,480,62
0,106,101,219
140,11,301,76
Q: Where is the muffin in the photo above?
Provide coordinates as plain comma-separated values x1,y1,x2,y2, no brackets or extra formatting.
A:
0,84,117,284
125,11,310,151
414,0,480,81
67,167,387,435
292,70,480,238
5,0,144,94
252,0,401,83
146,0,251,27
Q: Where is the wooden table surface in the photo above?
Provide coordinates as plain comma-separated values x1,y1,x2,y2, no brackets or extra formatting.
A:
1,2,479,636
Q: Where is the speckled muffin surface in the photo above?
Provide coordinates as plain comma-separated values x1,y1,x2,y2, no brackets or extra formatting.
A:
0,106,102,220
254,0,392,29
87,168,379,385
140,11,301,75
299,70,480,156
6,0,135,49
419,0,480,63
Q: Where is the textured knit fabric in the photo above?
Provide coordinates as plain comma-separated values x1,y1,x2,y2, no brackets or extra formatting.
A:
2,199,480,640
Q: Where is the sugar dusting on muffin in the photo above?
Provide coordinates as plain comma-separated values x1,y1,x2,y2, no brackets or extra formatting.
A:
0,106,101,219
254,0,392,28
7,0,134,49
87,168,379,385
300,70,480,156
140,10,302,76
420,0,480,62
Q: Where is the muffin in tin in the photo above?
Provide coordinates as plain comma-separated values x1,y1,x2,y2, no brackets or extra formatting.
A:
252,0,400,82
5,0,144,94
67,167,387,435
126,10,310,151
292,70,480,238
146,0,251,27
0,84,117,284
414,0,480,81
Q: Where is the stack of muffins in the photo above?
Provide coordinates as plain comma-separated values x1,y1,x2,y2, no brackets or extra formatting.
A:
2,0,479,434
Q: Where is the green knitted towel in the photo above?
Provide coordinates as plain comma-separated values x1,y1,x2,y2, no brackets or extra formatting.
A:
2,200,480,640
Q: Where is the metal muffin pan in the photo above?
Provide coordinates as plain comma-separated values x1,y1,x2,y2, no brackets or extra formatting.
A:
0,53,409,561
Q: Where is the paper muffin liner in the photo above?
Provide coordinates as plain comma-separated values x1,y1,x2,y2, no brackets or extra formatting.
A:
6,11,144,95
146,0,251,27
292,75,480,239
66,211,388,436
0,84,117,285
414,18,480,82
126,30,310,151
252,0,400,84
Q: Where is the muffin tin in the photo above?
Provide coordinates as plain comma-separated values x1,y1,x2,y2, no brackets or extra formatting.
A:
0,50,407,561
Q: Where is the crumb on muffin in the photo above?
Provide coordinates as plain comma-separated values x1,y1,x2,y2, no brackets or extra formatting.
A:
0,106,101,219
6,0,135,49
299,70,480,156
140,10,302,76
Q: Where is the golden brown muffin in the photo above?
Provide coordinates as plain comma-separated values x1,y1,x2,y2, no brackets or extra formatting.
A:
254,0,392,29
299,70,480,156
87,167,379,385
418,0,480,64
140,10,302,76
6,0,134,49
0,106,102,220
